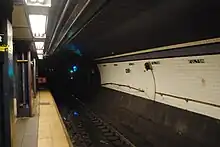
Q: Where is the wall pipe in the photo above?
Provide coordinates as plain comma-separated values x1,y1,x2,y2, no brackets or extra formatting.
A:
50,0,91,54
33,58,37,98
156,92,220,108
59,0,111,50
102,83,145,93
21,53,26,105
46,0,72,54
27,51,32,116
102,83,220,108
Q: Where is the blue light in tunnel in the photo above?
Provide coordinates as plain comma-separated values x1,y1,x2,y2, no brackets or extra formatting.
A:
72,65,78,72
69,69,74,73
69,65,78,73
73,111,79,116
65,44,82,56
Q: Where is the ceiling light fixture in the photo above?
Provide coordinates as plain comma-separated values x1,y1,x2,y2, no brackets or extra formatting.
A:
38,54,43,59
35,42,45,49
38,0,45,3
29,15,47,38
29,0,45,3
37,49,44,54
25,0,51,7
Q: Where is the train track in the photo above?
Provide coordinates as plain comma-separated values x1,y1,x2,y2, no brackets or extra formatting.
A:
63,109,93,147
86,110,136,147
60,98,136,147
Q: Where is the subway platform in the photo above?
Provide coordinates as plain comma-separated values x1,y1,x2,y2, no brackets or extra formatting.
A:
13,91,72,147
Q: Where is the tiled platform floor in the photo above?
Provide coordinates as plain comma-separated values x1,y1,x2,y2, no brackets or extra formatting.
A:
14,117,39,147
14,91,70,147
38,91,70,147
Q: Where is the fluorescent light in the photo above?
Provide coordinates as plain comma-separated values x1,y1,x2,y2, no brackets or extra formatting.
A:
37,50,44,54
38,0,45,3
25,0,51,7
29,15,47,38
38,55,43,59
35,42,44,49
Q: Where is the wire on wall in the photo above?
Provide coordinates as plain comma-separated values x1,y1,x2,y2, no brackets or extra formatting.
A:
151,70,157,102
102,83,145,93
144,62,157,102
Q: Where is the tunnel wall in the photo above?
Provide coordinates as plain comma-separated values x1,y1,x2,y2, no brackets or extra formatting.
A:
91,87,220,146
98,54,220,120
94,46,220,146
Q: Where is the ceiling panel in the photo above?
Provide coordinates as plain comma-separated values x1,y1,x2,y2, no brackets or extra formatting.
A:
12,5,29,27
69,0,220,58
13,28,32,40
12,5,32,40
44,0,67,49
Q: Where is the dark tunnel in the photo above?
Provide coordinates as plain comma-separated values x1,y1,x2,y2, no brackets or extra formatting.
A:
39,50,101,104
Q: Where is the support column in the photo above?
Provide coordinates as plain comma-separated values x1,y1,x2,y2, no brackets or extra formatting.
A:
0,19,14,147
21,53,26,106
27,51,33,116
0,1,16,146
16,51,34,117
33,58,37,98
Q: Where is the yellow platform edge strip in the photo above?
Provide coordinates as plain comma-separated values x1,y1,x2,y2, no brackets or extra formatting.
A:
50,93,74,147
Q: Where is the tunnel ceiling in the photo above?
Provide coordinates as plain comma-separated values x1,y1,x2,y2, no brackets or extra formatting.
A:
64,0,220,58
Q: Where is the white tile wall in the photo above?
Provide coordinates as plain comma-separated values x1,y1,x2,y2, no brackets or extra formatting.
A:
98,54,220,120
